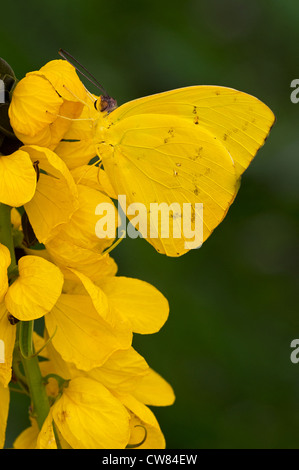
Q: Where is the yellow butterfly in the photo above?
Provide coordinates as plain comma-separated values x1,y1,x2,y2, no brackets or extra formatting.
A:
60,51,275,257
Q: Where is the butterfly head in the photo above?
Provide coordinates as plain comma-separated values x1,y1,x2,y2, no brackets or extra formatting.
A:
95,95,118,114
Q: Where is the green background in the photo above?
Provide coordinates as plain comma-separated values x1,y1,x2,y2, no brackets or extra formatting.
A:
2,0,299,449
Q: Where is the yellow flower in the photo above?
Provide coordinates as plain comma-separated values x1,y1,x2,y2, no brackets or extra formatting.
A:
16,262,131,373
14,334,174,449
44,183,118,253
0,149,37,207
39,377,130,449
26,247,168,371
5,255,64,321
21,145,79,244
61,267,169,338
0,143,80,245
9,60,87,149
0,248,63,383
21,163,118,270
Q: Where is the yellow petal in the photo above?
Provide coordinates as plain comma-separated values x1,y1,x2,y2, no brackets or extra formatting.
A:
98,277,169,334
8,73,63,137
45,100,84,150
132,368,175,407
23,146,79,244
36,60,87,103
13,418,39,449
45,294,132,370
97,168,118,199
0,384,10,449
54,100,98,169
46,237,118,282
0,302,16,387
128,414,165,449
66,268,112,325
5,256,64,321
87,347,149,394
10,62,86,149
13,125,54,149
120,394,165,449
55,138,96,170
36,410,57,449
13,112,72,150
71,165,102,190
37,413,72,449
52,377,130,449
0,150,36,207
70,166,118,200
0,244,10,303
53,184,117,252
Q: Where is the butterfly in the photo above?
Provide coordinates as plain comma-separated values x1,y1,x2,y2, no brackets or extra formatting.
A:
59,50,275,257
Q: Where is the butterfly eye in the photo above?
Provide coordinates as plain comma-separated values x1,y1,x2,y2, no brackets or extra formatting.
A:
99,95,118,113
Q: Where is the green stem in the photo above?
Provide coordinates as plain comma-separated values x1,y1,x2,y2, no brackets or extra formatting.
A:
19,321,50,429
0,203,16,272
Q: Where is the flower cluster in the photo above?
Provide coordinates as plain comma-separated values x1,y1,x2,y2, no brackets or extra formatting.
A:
0,59,174,449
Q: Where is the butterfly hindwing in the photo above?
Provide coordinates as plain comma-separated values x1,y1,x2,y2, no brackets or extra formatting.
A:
98,86,275,256
100,113,237,256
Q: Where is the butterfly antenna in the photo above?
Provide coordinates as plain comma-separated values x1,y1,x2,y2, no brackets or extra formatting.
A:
58,48,108,96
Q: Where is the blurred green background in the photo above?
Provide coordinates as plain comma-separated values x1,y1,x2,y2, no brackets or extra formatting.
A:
2,0,299,449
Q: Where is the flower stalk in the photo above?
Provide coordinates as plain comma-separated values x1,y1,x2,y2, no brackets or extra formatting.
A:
19,321,50,429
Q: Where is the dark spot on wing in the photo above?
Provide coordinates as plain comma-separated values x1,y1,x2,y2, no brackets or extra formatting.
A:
164,128,175,143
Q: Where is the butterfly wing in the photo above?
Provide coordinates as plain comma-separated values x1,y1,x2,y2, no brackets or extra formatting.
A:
99,86,275,256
